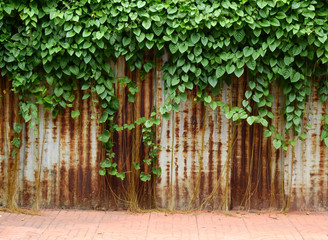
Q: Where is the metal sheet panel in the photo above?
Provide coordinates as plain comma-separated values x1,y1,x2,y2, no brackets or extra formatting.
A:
19,88,103,208
284,87,328,210
156,84,232,210
231,76,284,209
0,77,20,207
0,60,328,210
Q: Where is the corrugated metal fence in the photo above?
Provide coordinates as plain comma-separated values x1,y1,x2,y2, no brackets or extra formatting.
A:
1,56,328,210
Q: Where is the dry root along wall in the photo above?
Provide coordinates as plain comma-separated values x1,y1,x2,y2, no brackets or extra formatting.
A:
0,59,328,210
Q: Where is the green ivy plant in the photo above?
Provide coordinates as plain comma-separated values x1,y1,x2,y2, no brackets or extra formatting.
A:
1,0,328,182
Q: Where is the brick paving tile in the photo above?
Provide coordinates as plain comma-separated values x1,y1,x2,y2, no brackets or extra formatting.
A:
0,210,327,240
197,212,251,240
286,213,328,240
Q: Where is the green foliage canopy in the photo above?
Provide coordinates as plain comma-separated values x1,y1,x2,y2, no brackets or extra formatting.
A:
1,0,328,179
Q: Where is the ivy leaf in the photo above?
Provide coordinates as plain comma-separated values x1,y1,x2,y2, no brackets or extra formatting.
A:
69,65,79,75
146,33,154,41
246,59,256,70
169,43,179,54
116,172,125,180
108,167,117,176
247,116,255,125
276,29,284,39
204,96,212,103
194,46,202,56
14,123,23,134
143,62,153,72
264,129,272,137
134,162,140,170
324,138,328,147
98,130,110,143
291,72,301,83
257,0,267,8
84,54,92,64
190,33,200,44
252,94,259,103
136,32,145,42
44,64,53,74
179,43,188,53
234,67,244,78
82,92,90,100
248,81,256,90
284,56,294,65
11,138,21,148
245,90,252,99
71,110,80,119
273,139,281,149
201,37,208,46
54,88,63,97
226,64,236,74
210,101,217,110
66,30,76,38
140,172,151,182
133,28,141,36
152,167,162,177
11,149,17,158
243,47,254,57
73,25,82,34
171,78,180,86
167,7,177,14
182,62,190,73
216,66,225,78
122,37,131,46
152,24,163,36
96,85,105,95
252,51,260,60
201,58,209,67
234,30,245,42
208,77,217,87
99,169,106,176
137,1,146,8
142,20,151,30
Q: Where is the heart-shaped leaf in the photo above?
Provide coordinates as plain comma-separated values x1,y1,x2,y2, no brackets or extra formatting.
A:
142,20,151,30
54,88,63,97
243,46,254,57
71,110,80,119
137,1,146,8
273,139,282,149
136,32,145,42
245,90,252,99
140,172,151,181
169,43,179,54
179,43,188,53
208,76,217,87
14,123,22,134
96,85,105,95
73,25,82,34
226,64,236,74
191,33,200,44
234,67,244,78
216,66,225,78
98,130,110,143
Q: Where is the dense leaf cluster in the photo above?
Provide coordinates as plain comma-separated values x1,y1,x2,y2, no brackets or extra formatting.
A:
1,0,328,179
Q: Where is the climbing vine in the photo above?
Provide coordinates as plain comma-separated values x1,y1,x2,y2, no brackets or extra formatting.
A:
1,0,328,185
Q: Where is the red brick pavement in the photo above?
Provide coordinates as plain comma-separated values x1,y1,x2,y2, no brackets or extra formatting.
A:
0,210,327,240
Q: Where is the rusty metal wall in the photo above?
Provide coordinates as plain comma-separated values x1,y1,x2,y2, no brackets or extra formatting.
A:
0,58,328,210
0,77,104,209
